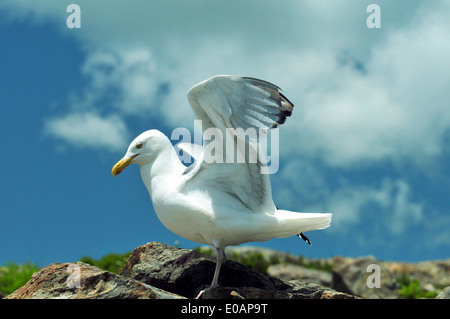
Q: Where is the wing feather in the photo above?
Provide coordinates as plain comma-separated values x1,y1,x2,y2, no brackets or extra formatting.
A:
184,75,294,213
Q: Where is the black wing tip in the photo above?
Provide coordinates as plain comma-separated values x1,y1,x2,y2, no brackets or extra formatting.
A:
297,233,312,245
278,109,293,118
242,76,295,129
270,109,292,128
280,92,294,110
242,76,282,91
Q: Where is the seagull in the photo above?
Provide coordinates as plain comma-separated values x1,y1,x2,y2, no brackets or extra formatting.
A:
111,75,332,295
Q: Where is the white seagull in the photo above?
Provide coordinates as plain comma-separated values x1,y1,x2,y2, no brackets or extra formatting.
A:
111,75,332,294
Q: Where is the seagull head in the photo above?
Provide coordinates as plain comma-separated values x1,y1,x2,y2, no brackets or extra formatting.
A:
111,129,169,177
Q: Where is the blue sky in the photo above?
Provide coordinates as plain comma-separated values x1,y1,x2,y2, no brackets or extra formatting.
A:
1,0,449,267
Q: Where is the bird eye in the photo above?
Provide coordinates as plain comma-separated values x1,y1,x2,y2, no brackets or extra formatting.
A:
136,143,143,149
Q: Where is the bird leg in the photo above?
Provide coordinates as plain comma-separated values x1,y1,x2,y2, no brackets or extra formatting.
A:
195,246,226,299
210,246,226,288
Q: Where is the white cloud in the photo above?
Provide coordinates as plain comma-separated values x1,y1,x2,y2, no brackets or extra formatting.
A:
5,1,448,166
385,179,424,234
329,178,423,234
41,46,160,152
81,47,160,115
280,3,450,168
276,163,424,235
44,112,129,152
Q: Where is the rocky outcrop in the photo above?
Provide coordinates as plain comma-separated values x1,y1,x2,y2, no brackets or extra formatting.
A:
5,242,357,299
382,259,450,291
5,261,184,299
268,264,332,287
120,242,291,298
200,281,357,299
4,242,448,299
221,246,450,299
436,287,450,299
329,256,450,299
330,256,401,299
120,242,357,299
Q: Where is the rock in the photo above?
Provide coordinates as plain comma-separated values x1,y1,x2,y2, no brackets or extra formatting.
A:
436,286,450,299
120,242,358,299
4,242,361,299
267,264,332,287
331,256,401,299
384,259,450,290
5,262,184,299
286,280,358,299
201,280,358,299
120,241,291,298
330,256,450,299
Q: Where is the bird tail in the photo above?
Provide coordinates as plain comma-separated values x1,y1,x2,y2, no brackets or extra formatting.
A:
273,210,332,238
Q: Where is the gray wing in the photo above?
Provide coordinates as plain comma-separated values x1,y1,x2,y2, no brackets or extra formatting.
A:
188,75,293,132
184,75,294,213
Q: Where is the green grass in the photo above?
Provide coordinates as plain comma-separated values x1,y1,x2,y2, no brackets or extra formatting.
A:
397,274,439,299
230,250,276,274
0,261,40,295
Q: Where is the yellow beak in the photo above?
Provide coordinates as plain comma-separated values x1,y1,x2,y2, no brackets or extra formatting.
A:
111,156,134,177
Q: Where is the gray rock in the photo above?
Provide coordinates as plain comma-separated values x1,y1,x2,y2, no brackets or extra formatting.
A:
383,259,450,290
202,280,358,299
120,242,358,299
4,242,368,299
331,256,401,299
436,286,450,299
267,264,332,287
5,262,184,299
330,256,450,299
120,241,291,298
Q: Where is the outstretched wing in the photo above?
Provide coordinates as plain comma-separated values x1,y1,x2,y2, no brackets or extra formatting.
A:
183,75,294,213
188,75,293,132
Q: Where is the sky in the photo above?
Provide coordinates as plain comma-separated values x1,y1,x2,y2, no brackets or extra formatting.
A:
0,0,449,267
